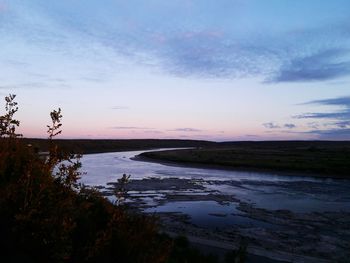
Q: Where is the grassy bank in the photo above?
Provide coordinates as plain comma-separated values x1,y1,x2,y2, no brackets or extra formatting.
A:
139,141,350,178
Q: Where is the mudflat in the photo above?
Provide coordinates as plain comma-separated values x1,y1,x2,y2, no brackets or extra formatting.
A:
102,177,350,263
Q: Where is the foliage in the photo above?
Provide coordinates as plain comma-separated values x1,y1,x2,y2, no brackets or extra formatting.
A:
0,94,171,262
167,236,219,263
0,94,21,138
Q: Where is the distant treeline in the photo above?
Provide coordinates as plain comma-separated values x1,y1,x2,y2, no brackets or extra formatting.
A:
22,138,217,154
23,138,350,155
218,140,350,149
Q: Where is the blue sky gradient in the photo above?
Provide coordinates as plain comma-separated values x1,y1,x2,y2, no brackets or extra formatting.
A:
0,0,349,140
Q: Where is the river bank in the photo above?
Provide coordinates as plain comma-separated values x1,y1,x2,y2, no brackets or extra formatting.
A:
134,154,349,179
138,142,350,178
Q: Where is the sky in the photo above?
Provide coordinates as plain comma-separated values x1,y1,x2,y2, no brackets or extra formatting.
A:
0,0,349,141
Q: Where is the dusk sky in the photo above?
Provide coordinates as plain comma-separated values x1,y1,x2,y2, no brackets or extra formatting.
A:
0,0,349,140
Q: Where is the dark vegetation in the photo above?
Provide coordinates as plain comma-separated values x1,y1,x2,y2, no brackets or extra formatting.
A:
140,141,350,178
23,138,215,154
0,95,236,263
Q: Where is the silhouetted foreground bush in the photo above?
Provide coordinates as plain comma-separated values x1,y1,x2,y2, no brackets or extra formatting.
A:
0,95,224,263
0,95,172,262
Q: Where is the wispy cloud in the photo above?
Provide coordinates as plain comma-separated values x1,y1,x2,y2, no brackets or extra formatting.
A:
294,96,350,139
111,106,129,110
262,122,300,135
305,128,350,140
303,96,350,107
144,130,163,134
152,24,350,81
109,126,151,130
334,121,350,128
271,49,350,82
307,122,320,129
0,82,49,90
263,122,280,129
80,76,109,83
284,123,296,129
2,1,350,83
295,96,350,120
170,127,203,132
157,31,268,78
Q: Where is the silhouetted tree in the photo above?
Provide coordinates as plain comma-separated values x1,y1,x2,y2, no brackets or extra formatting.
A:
0,94,21,138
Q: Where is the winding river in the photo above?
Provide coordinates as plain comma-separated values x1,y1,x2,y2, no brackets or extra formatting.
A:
80,149,350,213
79,149,350,262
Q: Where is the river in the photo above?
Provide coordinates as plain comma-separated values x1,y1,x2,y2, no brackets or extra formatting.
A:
79,149,350,262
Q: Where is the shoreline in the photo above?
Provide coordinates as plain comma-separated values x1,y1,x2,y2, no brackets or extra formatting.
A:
132,155,349,180
101,177,350,262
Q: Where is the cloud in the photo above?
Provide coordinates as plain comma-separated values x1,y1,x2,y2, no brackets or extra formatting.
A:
109,126,151,130
271,49,350,82
157,30,280,79
170,127,203,132
262,122,280,129
144,130,163,134
153,22,350,81
307,122,320,129
294,96,350,139
279,127,350,140
284,123,296,129
150,24,350,80
111,106,129,110
2,1,350,85
306,128,350,140
294,112,350,119
0,82,49,90
263,122,298,130
295,96,350,120
304,96,350,107
80,76,109,83
334,121,350,128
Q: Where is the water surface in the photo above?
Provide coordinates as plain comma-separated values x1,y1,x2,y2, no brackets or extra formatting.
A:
80,149,350,214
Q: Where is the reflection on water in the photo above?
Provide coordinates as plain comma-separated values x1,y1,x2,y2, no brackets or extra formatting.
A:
80,149,350,214
145,200,277,229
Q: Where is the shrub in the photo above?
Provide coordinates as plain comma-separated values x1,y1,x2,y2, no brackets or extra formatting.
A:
0,94,171,262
